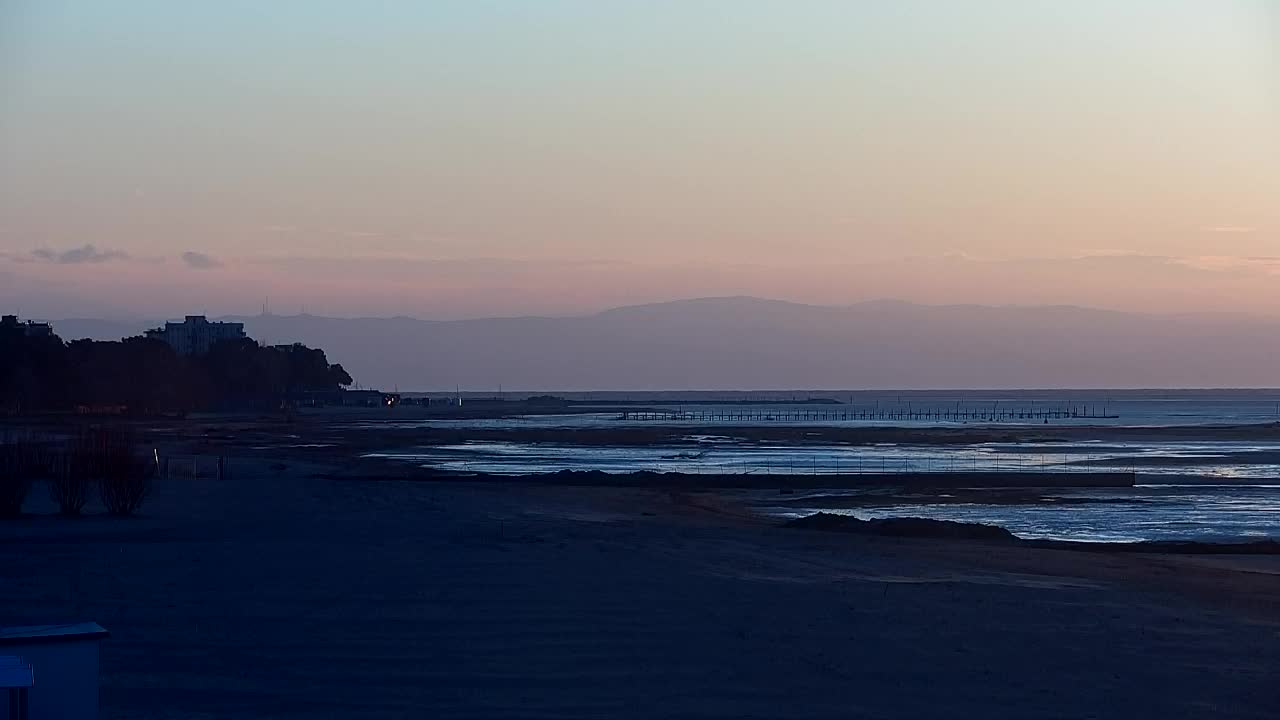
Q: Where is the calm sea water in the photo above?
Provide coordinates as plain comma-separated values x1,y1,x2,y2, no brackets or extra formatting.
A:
402,389,1280,427
750,486,1280,543
370,390,1280,542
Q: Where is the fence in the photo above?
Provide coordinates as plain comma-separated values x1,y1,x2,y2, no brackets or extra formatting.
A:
157,454,228,480
619,406,1118,423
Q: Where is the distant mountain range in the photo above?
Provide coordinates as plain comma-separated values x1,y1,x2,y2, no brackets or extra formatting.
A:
50,297,1280,390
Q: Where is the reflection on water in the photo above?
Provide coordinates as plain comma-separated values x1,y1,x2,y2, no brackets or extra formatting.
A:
368,436,1280,543
369,439,1280,481
752,485,1280,543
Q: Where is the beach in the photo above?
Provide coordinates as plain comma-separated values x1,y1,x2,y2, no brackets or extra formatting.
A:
9,0,1280,714
2,446,1278,718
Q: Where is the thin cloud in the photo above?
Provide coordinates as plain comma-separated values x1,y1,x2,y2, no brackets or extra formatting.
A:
31,244,129,264
1202,226,1256,234
1062,253,1175,267
257,224,382,239
1175,255,1280,274
181,251,223,269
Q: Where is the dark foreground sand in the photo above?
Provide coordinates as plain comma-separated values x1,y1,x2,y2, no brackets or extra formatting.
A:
2,459,1278,719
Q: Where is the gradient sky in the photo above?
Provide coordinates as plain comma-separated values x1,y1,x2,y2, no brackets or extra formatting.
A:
1,1,1277,319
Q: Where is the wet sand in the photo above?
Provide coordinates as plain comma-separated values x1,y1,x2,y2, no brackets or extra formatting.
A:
399,468,1137,490
2,453,1278,718
324,416,1280,448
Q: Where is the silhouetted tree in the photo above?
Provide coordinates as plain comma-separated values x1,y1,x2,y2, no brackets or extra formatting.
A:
329,363,353,388
0,327,69,412
1,322,354,414
64,337,191,414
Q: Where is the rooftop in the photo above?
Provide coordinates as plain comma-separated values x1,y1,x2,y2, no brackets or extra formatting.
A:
0,622,110,647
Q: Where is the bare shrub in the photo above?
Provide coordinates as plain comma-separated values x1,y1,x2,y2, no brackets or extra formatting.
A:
50,443,94,517
0,437,58,518
0,442,34,518
98,433,151,516
7,428,152,517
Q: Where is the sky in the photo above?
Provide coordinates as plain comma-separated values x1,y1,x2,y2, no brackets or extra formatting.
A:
1,1,1277,320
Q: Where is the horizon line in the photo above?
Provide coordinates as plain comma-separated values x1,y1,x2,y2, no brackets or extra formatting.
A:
36,295,1280,324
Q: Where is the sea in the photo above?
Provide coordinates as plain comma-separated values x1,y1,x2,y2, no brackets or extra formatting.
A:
372,390,1280,543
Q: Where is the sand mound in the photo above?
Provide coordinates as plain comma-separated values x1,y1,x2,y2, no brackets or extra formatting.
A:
786,513,1280,555
784,513,1017,541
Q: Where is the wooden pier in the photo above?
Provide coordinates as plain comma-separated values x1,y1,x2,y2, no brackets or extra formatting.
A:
618,406,1118,423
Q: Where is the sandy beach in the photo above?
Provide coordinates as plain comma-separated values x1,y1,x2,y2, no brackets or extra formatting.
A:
2,448,1278,719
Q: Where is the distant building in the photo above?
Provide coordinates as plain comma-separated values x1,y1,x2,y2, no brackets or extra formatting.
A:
1,314,53,337
144,315,246,356
299,389,400,408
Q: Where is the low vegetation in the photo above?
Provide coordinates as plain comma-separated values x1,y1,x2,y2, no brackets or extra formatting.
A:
99,434,152,516
49,445,93,516
2,429,153,517
0,440,35,518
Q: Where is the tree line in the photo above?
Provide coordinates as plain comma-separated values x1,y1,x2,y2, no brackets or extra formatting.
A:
1,326,352,414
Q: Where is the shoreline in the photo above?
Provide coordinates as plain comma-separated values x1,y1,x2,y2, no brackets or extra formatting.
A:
391,468,1138,489
3,414,1275,549
783,512,1280,555
8,412,1280,444
336,419,1280,447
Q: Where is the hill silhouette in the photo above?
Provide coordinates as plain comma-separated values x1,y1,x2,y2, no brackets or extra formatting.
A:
50,298,1280,390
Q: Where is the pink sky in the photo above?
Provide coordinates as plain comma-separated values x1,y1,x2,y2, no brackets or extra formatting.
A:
1,1,1277,319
